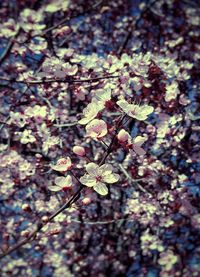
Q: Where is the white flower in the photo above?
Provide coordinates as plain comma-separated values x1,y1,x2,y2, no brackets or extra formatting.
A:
63,63,78,76
49,176,72,192
86,119,107,139
78,102,104,125
117,99,154,121
42,136,60,154
45,0,69,13
25,105,47,118
20,8,45,33
80,163,120,196
165,81,180,102
9,112,26,128
20,130,36,144
50,157,72,172
0,19,19,38
158,250,178,271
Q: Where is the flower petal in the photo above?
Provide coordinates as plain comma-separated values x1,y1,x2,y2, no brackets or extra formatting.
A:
133,136,147,147
103,173,120,183
141,105,154,115
55,176,72,188
48,185,62,192
86,162,99,176
134,105,154,121
78,102,102,125
133,146,146,156
117,99,130,113
80,174,96,187
86,119,108,139
99,164,113,175
50,157,72,171
93,182,108,195
78,117,91,125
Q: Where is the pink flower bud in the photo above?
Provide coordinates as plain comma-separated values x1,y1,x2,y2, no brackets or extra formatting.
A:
21,230,30,237
82,197,91,205
72,146,86,157
22,204,32,212
42,216,49,223
117,129,129,142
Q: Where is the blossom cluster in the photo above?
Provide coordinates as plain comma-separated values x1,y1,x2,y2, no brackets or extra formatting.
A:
0,0,199,276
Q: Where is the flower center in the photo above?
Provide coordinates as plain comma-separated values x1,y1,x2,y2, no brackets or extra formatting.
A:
58,160,67,165
130,109,136,116
96,175,102,182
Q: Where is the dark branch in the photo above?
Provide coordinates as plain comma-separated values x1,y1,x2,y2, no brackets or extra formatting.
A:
0,114,125,259
0,75,119,85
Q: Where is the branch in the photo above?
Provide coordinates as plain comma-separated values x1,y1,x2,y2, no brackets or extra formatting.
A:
70,216,134,225
23,0,103,43
0,74,118,133
117,0,157,55
54,122,78,127
0,29,20,66
42,0,102,35
0,183,84,260
0,1,102,68
99,114,126,166
0,116,10,132
0,75,119,85
118,164,152,195
0,113,125,259
27,75,119,84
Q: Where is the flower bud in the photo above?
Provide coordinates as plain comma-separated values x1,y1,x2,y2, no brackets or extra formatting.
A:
72,146,86,157
42,216,49,223
21,230,30,237
22,204,32,212
117,129,129,142
82,197,91,205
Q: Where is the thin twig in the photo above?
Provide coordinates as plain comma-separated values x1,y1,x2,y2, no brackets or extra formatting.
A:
54,122,78,127
0,183,84,259
22,0,103,43
27,75,119,84
70,217,134,225
0,55,46,131
118,164,151,194
44,0,102,34
0,85,29,132
0,75,119,85
117,0,157,55
99,115,126,166
0,28,20,65
101,140,109,148
0,116,10,132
